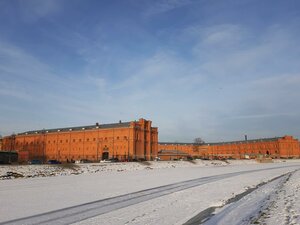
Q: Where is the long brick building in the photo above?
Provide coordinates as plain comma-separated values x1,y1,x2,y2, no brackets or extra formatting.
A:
1,118,158,162
158,136,300,160
1,117,300,162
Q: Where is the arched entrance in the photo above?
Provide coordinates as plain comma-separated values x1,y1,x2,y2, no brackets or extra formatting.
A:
102,146,109,160
102,152,109,160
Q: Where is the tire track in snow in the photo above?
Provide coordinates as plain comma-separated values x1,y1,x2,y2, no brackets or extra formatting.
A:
1,165,299,225
184,169,299,225
253,169,300,225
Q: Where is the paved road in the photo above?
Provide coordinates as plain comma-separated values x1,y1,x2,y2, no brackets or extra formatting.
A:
1,165,298,225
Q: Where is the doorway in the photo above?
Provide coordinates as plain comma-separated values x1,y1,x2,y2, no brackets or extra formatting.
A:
102,152,109,160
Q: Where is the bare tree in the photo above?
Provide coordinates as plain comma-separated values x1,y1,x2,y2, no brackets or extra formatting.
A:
194,137,205,144
193,137,205,158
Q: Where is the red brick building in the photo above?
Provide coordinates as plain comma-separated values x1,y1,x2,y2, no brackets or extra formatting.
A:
2,117,300,162
2,118,158,162
158,136,300,160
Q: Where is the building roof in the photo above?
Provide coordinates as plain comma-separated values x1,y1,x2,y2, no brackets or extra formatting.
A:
159,142,197,146
159,137,284,146
17,121,131,135
207,137,283,145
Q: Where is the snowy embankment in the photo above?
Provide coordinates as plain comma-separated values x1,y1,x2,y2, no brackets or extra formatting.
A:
253,169,300,225
0,160,299,225
188,168,300,225
0,159,257,180
201,172,292,225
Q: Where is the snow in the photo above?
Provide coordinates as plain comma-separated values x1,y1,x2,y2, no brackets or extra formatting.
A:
74,163,300,225
0,160,299,224
254,169,300,224
0,160,235,180
203,172,289,225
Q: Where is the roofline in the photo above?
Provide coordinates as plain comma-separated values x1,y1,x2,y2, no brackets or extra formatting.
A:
17,121,131,135
159,142,197,145
206,137,284,145
159,136,285,146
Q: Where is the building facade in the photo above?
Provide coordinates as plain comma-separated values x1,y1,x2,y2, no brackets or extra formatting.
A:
158,136,300,160
2,117,300,162
2,118,158,162
158,142,208,160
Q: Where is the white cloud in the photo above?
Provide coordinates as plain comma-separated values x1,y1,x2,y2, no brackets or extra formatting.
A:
1,7,300,141
228,113,297,120
143,0,192,17
18,0,62,22
187,24,246,47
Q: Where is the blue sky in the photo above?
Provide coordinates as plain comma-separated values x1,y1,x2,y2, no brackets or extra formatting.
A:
0,0,300,142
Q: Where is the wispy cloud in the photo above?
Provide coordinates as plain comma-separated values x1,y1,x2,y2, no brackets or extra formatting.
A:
186,24,247,47
0,40,110,127
228,112,298,120
143,0,192,16
17,0,63,22
0,1,299,141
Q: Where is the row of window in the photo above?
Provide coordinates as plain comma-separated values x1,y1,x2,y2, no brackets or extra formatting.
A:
14,139,156,146
14,136,131,145
209,150,279,154
213,144,279,149
46,145,127,151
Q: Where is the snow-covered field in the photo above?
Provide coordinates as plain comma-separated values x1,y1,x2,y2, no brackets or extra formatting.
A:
0,160,256,180
0,160,299,225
